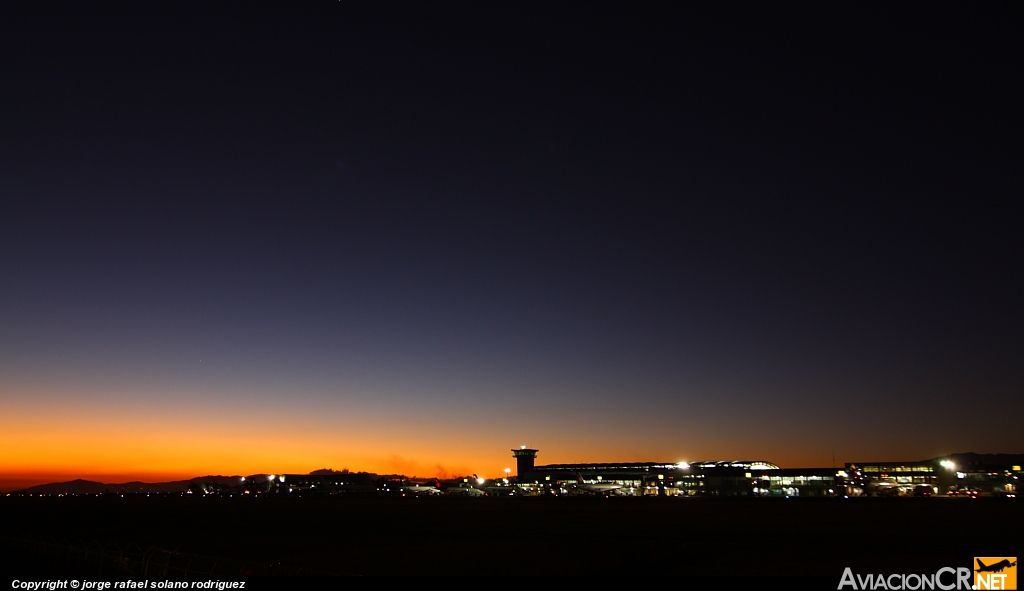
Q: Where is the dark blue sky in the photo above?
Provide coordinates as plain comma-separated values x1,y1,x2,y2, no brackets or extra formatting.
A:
1,4,1020,485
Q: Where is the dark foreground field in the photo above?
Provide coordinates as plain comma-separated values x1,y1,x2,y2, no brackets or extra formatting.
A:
2,495,1020,576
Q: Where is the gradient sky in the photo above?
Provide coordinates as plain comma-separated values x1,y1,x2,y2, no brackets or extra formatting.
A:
2,4,1021,491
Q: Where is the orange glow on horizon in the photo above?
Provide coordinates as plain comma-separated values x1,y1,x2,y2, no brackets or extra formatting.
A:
3,383,953,492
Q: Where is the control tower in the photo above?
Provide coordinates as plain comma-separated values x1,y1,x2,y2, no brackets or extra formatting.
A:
512,446,538,478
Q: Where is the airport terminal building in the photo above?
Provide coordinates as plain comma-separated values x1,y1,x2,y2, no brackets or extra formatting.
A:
846,454,1021,496
512,448,1021,497
512,447,840,497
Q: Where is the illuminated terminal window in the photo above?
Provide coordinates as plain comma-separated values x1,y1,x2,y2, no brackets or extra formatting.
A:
860,464,933,473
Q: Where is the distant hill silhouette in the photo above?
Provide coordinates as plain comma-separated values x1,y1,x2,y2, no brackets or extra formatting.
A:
18,476,241,495
19,479,111,494
12,471,398,495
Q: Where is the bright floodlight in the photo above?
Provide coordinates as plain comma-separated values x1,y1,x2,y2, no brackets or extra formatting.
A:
940,461,955,470
521,445,526,449
677,462,690,470
476,477,485,485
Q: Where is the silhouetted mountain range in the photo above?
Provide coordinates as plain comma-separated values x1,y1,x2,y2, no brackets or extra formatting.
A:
11,471,414,495
16,476,244,495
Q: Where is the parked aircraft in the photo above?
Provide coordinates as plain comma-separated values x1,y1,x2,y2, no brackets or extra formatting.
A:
570,473,622,495
864,477,899,496
402,479,442,495
445,483,485,497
